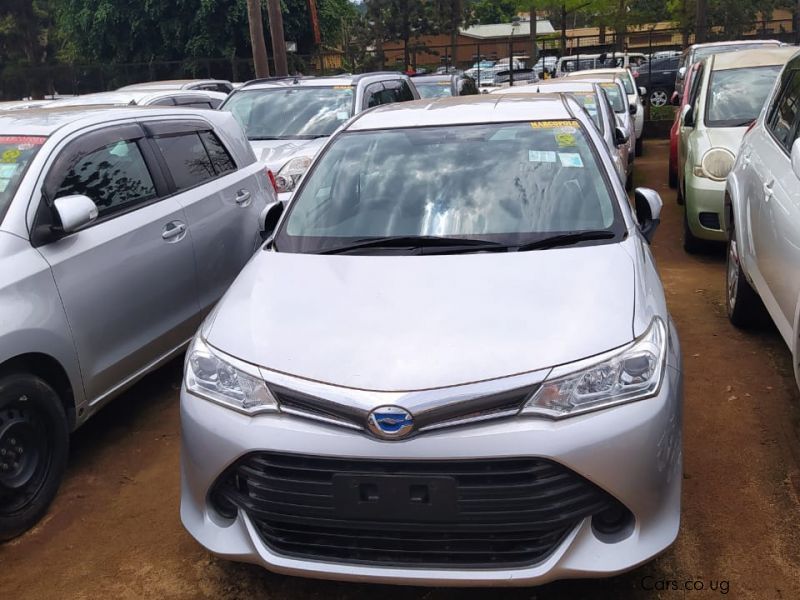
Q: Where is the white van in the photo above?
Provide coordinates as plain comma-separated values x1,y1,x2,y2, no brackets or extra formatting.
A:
555,52,646,78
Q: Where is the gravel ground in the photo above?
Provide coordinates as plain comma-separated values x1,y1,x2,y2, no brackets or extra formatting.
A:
2,140,800,600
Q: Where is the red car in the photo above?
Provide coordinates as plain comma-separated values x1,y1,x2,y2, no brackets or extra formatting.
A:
669,61,702,195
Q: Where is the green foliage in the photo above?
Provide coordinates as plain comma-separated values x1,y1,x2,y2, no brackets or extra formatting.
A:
469,0,517,24
0,0,53,64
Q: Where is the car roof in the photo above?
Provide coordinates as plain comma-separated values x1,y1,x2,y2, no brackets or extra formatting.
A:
347,94,575,131
413,75,458,83
689,39,781,52
710,46,799,70
118,79,230,91
239,73,407,90
0,105,221,136
562,72,620,83
572,67,630,76
491,80,595,95
51,90,225,107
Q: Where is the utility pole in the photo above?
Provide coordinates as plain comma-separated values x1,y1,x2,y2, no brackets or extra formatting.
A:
267,0,289,76
529,3,538,65
246,0,269,78
795,0,800,45
696,0,708,44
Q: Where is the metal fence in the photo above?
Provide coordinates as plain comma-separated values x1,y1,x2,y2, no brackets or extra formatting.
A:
2,18,796,100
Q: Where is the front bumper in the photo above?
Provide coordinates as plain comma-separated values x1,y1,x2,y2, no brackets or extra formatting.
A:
181,363,682,587
685,172,726,241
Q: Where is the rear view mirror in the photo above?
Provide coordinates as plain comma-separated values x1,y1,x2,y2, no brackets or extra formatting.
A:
678,66,686,79
260,200,285,241
634,188,662,243
53,195,98,233
629,103,637,115
615,127,630,147
682,105,695,128
639,86,647,97
792,138,800,180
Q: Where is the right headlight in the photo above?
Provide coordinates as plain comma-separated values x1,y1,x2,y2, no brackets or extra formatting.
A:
275,156,313,194
523,318,667,419
697,148,735,181
185,337,279,415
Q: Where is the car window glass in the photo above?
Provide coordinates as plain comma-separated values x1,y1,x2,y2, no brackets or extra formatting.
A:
279,121,618,253
154,132,215,190
199,131,236,174
705,65,781,127
769,70,800,151
417,81,453,99
0,135,47,221
619,75,634,94
54,140,156,216
388,80,415,102
570,92,603,133
599,83,625,112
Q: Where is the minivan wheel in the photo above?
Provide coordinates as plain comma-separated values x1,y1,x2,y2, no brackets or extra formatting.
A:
0,374,68,541
650,89,669,107
726,226,764,328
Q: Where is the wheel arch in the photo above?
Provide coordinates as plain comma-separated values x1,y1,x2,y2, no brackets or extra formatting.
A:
0,354,78,430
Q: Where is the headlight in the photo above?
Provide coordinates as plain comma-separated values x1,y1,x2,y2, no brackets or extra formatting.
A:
275,156,312,194
523,318,667,418
696,148,735,181
185,337,279,414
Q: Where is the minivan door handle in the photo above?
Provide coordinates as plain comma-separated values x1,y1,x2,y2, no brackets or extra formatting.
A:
235,190,252,206
162,221,187,242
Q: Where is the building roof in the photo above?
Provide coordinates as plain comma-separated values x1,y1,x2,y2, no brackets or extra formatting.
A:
349,94,575,131
460,20,555,40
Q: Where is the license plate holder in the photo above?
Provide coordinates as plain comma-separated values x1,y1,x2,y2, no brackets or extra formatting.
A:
332,474,458,522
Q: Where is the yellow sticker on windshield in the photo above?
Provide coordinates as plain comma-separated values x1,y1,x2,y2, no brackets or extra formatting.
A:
530,120,579,129
555,132,576,147
1,149,21,163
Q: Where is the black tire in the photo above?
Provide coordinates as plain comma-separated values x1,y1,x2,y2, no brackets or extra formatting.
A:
669,168,678,189
683,207,704,254
625,170,633,192
726,225,765,328
676,181,685,205
635,137,643,157
0,374,68,542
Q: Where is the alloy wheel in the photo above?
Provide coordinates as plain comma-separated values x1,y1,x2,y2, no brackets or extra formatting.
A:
727,232,740,314
650,90,668,107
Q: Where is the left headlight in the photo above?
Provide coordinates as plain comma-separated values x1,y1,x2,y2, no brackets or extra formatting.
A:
185,337,279,415
695,148,735,181
275,156,313,194
523,318,667,419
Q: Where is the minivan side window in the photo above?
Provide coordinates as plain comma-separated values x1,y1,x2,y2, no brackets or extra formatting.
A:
386,80,415,102
768,70,800,152
364,83,393,108
54,140,156,217
199,131,236,175
154,132,215,190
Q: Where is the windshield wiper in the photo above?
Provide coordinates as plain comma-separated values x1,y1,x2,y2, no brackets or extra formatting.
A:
319,235,506,255
516,230,616,251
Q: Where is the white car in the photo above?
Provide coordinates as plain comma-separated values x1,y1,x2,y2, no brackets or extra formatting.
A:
725,48,800,390
566,68,645,156
52,90,228,110
678,47,796,252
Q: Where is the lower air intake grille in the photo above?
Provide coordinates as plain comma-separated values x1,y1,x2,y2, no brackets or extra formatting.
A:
210,452,619,568
698,212,721,230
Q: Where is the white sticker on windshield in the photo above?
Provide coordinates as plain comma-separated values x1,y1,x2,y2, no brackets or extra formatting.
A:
0,164,17,178
337,111,349,120
559,153,584,168
529,150,556,163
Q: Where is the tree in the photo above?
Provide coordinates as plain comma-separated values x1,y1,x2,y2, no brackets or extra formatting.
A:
365,0,434,69
470,0,517,24
0,0,52,65
247,0,269,77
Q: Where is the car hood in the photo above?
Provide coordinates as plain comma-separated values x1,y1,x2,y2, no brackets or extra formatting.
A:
702,126,747,154
206,245,637,391
249,137,327,172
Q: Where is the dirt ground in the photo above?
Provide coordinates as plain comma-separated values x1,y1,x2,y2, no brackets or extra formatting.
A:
3,140,800,600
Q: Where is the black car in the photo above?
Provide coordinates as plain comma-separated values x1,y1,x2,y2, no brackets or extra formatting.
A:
634,56,680,107
412,74,479,98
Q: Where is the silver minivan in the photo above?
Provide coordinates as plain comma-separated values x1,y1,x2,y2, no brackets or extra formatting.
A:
0,106,272,540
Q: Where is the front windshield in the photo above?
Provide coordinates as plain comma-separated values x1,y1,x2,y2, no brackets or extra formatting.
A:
599,83,625,112
416,82,453,99
276,121,619,254
0,136,47,222
223,86,354,140
706,65,781,127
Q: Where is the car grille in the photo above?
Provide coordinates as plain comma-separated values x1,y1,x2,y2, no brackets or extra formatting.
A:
210,452,619,568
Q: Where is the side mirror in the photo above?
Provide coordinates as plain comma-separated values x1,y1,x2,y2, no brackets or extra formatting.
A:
791,138,800,180
53,195,98,233
639,86,647,97
615,127,630,147
670,92,681,106
634,188,662,244
678,66,686,80
260,200,285,241
629,103,637,115
682,105,695,128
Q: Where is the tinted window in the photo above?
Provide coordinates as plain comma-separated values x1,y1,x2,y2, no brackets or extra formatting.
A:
705,65,782,127
395,81,415,102
199,131,236,174
0,135,47,221
54,140,156,216
278,121,619,254
365,84,395,108
223,87,354,139
155,133,215,190
768,70,800,150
